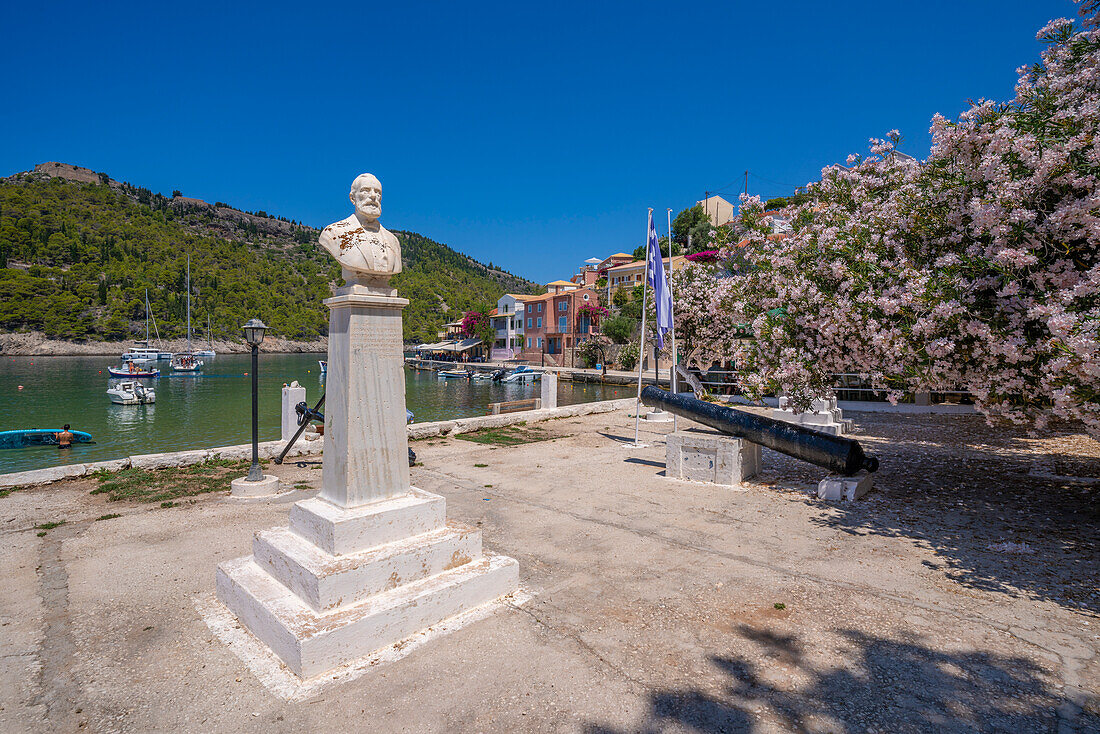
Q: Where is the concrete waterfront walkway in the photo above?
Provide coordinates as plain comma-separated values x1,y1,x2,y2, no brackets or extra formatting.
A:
1,406,1097,731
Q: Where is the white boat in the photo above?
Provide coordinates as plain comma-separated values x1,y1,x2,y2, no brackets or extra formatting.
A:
318,360,327,373
193,315,216,358
171,353,203,372
500,365,541,383
107,381,156,404
438,368,472,379
121,345,161,363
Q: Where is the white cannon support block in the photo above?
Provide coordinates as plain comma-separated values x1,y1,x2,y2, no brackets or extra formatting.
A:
666,430,760,486
817,472,873,501
773,395,854,436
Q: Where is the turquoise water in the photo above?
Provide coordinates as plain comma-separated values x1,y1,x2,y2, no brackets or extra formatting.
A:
0,354,624,474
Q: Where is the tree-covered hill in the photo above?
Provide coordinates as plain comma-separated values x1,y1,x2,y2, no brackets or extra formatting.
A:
0,166,538,344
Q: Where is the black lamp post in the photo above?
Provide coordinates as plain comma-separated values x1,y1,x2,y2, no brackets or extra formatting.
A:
242,318,268,481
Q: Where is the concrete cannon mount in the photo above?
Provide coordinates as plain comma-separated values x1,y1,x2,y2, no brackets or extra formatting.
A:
1,406,1097,731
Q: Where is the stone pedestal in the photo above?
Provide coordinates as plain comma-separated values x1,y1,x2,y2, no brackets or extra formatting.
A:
817,472,873,501
217,286,519,678
666,431,760,486
540,372,558,410
773,395,853,436
231,475,282,498
281,382,307,442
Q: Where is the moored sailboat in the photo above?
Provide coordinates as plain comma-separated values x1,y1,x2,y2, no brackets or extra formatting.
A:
172,255,204,373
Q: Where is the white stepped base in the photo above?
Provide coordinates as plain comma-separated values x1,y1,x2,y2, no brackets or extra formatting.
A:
253,521,482,612
217,553,518,678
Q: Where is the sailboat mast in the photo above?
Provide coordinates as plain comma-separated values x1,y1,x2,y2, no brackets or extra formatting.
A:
144,289,150,344
186,255,192,352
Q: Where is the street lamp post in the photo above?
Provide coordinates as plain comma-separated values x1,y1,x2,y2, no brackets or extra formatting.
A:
242,318,268,482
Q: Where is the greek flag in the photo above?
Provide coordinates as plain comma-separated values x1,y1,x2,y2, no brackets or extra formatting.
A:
646,210,673,349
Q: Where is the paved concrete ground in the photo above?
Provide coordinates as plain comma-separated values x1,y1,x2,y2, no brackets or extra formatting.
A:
1,407,1097,732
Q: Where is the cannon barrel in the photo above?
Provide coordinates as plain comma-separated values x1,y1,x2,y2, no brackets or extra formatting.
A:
640,386,878,475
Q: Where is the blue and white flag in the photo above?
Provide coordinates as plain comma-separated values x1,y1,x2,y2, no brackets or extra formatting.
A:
646,210,674,349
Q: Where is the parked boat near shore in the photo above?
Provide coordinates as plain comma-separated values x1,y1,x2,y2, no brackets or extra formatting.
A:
107,381,156,405
107,364,161,378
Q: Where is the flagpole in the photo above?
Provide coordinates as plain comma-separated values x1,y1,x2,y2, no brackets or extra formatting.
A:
667,208,678,432
634,209,653,446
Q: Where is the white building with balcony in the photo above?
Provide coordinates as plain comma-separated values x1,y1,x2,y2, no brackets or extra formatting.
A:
489,294,532,361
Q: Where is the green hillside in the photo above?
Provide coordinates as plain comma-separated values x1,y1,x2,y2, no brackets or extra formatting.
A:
0,168,538,344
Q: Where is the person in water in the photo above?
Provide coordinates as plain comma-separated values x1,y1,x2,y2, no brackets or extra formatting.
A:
55,424,74,449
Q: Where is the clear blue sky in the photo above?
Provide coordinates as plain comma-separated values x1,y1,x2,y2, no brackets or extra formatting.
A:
0,0,1074,283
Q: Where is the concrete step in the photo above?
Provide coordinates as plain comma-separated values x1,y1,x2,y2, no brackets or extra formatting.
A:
254,522,482,612
289,488,447,556
216,553,519,678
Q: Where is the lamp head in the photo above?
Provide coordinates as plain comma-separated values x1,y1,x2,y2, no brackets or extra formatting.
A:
242,318,268,346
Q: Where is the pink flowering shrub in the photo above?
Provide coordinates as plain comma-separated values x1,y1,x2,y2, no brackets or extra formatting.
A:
460,310,489,338
578,303,609,319
673,3,1100,433
684,250,721,263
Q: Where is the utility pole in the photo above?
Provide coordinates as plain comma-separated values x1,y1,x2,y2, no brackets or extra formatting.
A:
743,171,749,198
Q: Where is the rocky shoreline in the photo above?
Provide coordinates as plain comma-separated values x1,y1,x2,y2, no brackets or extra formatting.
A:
0,331,328,356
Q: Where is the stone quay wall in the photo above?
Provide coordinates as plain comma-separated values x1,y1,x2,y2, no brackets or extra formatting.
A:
0,397,637,490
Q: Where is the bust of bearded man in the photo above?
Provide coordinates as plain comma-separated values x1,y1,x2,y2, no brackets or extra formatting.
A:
319,173,402,289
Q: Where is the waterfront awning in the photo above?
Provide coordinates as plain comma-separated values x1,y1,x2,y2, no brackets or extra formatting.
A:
437,338,482,352
419,340,458,351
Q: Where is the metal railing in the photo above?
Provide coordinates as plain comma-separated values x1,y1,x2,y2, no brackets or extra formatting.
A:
687,368,973,403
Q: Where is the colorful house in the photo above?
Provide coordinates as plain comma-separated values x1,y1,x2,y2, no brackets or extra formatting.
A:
606,255,689,296
517,285,603,367
489,294,533,361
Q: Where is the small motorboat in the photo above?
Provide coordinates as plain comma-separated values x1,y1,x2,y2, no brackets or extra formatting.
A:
107,381,156,404
0,428,93,450
318,360,328,373
107,363,160,378
171,352,203,372
500,365,540,383
438,368,472,379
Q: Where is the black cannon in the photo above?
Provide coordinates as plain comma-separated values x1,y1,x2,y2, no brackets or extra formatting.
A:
640,386,878,476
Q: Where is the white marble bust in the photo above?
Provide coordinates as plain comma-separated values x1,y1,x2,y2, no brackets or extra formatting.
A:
319,174,402,287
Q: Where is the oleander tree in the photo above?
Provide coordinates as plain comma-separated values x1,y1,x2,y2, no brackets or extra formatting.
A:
673,2,1100,434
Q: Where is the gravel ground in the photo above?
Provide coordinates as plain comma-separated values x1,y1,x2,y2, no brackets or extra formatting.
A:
0,406,1096,732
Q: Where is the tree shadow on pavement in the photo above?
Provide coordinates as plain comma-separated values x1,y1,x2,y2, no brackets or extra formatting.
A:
585,624,1091,733
762,412,1100,614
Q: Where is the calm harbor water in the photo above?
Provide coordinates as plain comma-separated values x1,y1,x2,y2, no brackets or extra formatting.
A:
0,354,624,474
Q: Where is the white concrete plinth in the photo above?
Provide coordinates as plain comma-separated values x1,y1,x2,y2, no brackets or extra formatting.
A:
231,475,282,498
540,372,558,410
217,488,518,678
281,382,307,442
817,472,873,501
666,431,760,485
774,395,853,435
644,409,674,423
216,272,518,679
